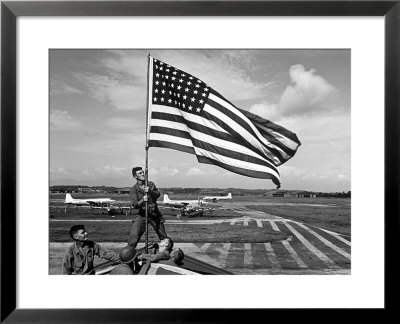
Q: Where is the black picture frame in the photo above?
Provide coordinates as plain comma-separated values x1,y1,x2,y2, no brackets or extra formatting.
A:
1,0,399,322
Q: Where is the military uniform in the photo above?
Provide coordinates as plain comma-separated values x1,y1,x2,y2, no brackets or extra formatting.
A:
62,240,120,275
128,181,167,248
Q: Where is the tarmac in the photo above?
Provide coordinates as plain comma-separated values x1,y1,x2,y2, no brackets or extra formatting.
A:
50,203,351,275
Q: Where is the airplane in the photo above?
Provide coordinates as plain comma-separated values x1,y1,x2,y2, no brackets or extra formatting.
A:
161,194,213,219
64,193,115,209
202,192,232,202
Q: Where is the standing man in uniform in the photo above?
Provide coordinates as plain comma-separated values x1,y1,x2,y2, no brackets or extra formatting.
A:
128,166,168,248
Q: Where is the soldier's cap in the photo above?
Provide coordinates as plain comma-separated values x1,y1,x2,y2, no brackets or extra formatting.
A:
171,248,184,264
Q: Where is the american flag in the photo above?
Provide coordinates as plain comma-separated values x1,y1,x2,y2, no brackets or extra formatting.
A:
147,57,301,187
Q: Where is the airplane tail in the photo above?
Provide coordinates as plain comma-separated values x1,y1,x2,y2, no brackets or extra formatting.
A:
227,193,232,199
163,194,171,203
65,193,74,203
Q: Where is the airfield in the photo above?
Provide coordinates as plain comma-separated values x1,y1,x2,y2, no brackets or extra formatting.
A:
49,194,351,275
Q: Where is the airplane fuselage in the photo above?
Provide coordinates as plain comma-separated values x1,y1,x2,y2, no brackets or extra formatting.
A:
203,193,232,201
65,194,115,207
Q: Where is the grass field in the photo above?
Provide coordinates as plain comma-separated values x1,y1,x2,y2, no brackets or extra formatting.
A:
49,222,288,243
49,194,351,242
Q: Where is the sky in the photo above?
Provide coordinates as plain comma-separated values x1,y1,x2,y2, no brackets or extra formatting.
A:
49,49,350,192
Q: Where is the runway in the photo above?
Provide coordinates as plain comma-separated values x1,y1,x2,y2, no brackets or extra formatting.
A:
50,204,350,275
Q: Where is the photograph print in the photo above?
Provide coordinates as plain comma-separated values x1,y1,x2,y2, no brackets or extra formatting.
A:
49,49,351,275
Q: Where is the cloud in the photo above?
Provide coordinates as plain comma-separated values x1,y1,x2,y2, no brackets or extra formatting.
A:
279,166,307,179
50,110,83,131
50,167,69,175
82,169,91,176
71,133,145,154
279,65,336,115
105,117,142,129
92,50,273,107
247,102,279,120
153,50,269,102
95,165,127,175
73,72,146,111
68,50,278,112
249,64,336,118
50,79,83,96
149,167,180,176
186,167,207,176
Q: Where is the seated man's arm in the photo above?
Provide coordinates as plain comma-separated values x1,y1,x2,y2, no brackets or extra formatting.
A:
139,251,169,263
95,244,121,263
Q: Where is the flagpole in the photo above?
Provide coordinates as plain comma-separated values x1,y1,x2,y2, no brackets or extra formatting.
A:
144,53,152,253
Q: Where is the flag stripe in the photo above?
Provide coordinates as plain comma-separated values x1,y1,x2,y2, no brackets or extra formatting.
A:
209,92,300,161
210,91,299,148
193,138,279,173
149,133,280,177
151,105,228,133
203,104,281,165
197,155,280,182
149,139,195,155
207,94,290,164
195,147,280,178
151,112,231,140
238,107,301,144
149,127,279,173
149,134,279,182
150,125,192,140
149,133,193,148
240,114,300,157
150,119,278,169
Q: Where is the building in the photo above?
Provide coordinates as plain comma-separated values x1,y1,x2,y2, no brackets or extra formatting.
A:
296,191,317,198
265,190,317,198
115,187,131,195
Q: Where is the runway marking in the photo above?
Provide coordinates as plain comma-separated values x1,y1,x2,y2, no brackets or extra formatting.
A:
186,243,228,269
281,240,308,268
215,243,231,268
243,243,252,267
264,243,281,270
268,220,281,232
317,228,351,246
295,223,351,260
284,223,340,269
199,243,211,252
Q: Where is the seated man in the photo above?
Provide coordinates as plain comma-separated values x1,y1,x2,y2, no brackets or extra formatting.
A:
158,248,185,267
137,238,174,275
109,246,137,275
62,224,120,275
138,237,174,263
